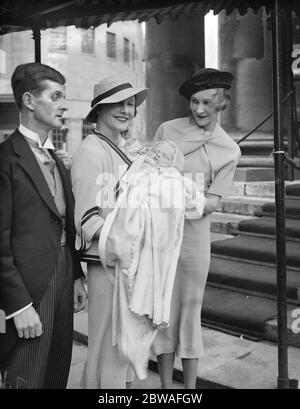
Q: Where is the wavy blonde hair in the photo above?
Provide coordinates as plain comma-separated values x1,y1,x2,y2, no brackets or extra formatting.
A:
211,88,231,112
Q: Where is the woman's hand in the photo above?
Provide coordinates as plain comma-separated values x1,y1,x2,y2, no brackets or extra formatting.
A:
204,194,221,215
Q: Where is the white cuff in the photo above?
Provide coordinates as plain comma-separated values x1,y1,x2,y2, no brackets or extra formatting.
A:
6,303,33,320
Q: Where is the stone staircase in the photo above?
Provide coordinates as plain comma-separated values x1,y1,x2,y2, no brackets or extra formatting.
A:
203,181,300,346
230,131,300,181
210,181,274,235
231,132,275,182
237,133,286,156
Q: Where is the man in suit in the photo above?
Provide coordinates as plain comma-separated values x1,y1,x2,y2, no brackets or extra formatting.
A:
0,62,87,389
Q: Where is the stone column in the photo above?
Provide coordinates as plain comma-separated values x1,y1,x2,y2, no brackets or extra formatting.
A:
145,14,205,140
218,8,274,134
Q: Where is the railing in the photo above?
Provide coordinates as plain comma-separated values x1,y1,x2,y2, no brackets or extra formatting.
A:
236,90,295,145
236,88,300,180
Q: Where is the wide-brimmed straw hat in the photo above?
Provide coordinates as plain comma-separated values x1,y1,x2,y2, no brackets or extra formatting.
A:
86,76,148,122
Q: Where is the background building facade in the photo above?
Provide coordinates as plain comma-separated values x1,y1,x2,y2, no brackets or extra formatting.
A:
0,21,146,153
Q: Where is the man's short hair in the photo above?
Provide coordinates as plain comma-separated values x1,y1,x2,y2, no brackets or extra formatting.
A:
11,62,66,110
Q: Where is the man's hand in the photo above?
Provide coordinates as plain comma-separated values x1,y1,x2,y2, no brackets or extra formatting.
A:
74,278,88,313
13,306,43,339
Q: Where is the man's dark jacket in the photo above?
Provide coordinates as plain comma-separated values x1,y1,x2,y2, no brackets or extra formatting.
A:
0,130,84,363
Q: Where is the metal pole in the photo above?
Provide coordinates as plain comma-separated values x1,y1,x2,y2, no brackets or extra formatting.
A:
32,26,41,63
283,9,294,181
271,0,289,389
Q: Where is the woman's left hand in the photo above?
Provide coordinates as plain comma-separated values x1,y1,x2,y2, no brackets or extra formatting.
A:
204,194,221,215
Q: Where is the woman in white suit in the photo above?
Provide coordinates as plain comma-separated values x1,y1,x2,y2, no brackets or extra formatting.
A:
71,76,148,389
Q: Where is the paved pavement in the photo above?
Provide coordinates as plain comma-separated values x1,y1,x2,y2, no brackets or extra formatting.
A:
68,232,300,390
70,310,300,389
67,341,184,389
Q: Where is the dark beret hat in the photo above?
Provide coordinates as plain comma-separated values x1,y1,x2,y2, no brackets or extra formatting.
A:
179,68,234,100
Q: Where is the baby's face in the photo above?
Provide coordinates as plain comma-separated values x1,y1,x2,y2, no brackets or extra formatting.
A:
147,142,175,166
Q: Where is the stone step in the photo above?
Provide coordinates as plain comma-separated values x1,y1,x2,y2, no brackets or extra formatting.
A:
212,213,299,242
229,181,275,197
210,212,254,235
238,156,274,168
218,195,274,216
209,255,300,300
202,284,300,346
265,309,300,348
286,183,300,197
211,232,234,242
234,167,274,182
239,140,288,156
211,235,300,268
229,180,299,198
260,198,300,219
237,135,275,142
231,131,274,143
238,216,300,241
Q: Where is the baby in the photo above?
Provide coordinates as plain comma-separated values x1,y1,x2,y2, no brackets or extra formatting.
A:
123,139,205,219
143,140,184,171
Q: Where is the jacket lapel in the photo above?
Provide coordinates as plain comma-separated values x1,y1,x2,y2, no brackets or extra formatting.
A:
10,130,61,219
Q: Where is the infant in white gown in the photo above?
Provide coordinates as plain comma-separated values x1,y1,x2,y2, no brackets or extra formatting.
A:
128,139,206,219
98,140,206,380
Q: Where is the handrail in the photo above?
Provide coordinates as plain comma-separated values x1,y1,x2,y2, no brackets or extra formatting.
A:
292,85,300,153
237,112,273,145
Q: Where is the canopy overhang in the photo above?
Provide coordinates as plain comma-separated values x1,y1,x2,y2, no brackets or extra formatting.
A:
0,0,298,34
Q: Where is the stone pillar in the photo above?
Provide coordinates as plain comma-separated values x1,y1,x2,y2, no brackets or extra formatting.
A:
218,9,273,134
145,14,205,140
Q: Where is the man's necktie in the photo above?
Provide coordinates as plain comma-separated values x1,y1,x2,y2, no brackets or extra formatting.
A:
24,136,57,195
